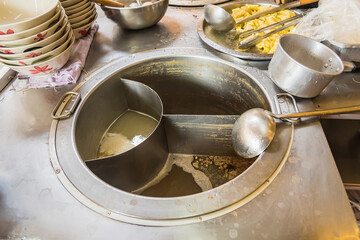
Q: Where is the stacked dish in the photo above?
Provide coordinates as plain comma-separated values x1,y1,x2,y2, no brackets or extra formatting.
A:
0,0,75,76
60,0,98,39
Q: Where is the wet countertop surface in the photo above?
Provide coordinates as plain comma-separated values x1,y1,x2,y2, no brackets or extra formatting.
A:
0,2,359,239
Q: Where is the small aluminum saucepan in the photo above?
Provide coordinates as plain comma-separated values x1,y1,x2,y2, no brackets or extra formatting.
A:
268,34,358,98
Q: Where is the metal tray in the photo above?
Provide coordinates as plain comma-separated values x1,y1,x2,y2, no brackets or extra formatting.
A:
197,1,299,60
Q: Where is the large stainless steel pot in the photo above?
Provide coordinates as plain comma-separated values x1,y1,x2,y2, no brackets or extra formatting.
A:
268,34,345,98
49,48,294,226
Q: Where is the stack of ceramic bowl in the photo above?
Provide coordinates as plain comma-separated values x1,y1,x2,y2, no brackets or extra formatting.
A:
0,0,75,76
60,0,98,39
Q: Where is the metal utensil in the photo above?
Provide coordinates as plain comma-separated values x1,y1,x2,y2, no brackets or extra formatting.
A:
232,105,360,158
204,0,317,32
136,0,142,6
238,18,301,49
238,13,304,39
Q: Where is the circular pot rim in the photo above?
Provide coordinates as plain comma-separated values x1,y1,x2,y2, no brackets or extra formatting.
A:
49,47,293,226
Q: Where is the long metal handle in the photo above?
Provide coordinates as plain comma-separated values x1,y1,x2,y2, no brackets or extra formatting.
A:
273,105,360,119
235,1,301,25
238,13,304,39
238,19,300,49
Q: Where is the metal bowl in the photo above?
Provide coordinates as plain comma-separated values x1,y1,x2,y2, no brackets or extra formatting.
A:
100,0,168,30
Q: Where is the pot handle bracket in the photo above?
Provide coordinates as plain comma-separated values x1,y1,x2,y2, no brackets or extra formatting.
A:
274,93,300,123
51,91,81,120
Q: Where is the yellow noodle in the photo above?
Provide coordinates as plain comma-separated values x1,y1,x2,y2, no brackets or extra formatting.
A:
232,4,296,54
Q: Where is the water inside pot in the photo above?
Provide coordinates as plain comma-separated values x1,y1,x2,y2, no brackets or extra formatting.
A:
97,110,158,158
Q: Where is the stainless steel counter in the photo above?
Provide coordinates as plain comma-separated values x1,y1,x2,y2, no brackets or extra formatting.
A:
0,2,359,239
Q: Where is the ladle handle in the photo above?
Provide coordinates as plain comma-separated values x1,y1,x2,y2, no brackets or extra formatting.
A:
273,105,360,119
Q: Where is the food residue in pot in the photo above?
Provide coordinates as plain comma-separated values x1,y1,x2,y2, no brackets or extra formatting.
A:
97,110,158,158
132,153,255,197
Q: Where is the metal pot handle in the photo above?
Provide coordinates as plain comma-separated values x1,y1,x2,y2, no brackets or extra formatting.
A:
51,91,81,120
274,93,300,123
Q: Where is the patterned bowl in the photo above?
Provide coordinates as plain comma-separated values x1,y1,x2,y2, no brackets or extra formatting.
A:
71,11,97,29
60,0,84,8
0,27,72,62
0,23,70,55
73,14,97,39
5,34,75,76
1,31,73,66
0,0,60,34
0,6,62,42
68,3,95,23
65,1,91,15
0,13,67,48
65,0,89,12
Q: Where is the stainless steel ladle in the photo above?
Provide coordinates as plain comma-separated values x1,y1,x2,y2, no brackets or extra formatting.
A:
232,105,360,158
204,4,236,32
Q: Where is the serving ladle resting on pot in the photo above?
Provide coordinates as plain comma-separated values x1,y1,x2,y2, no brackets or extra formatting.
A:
232,105,360,158
204,0,318,32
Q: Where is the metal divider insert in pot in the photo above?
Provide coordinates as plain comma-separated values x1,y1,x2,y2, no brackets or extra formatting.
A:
75,78,168,192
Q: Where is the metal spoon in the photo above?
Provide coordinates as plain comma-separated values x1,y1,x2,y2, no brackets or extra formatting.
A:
136,0,142,6
204,0,317,32
232,105,360,158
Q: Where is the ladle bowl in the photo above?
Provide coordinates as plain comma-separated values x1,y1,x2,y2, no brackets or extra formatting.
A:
232,108,275,159
204,4,235,32
232,105,360,158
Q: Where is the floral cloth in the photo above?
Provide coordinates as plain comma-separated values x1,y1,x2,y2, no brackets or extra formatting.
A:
17,23,99,89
